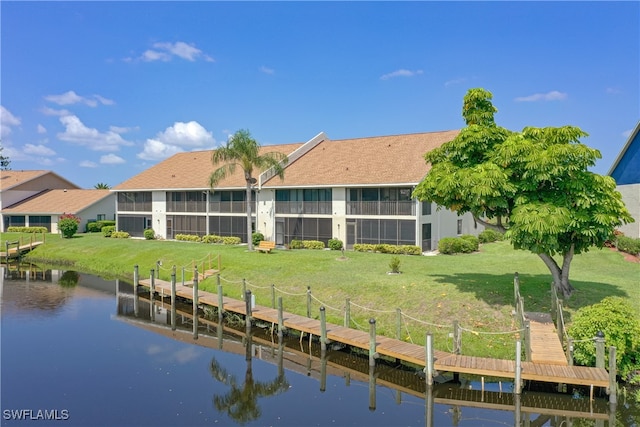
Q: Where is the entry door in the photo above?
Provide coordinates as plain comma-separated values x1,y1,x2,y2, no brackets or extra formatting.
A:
346,221,356,249
166,218,173,240
275,219,284,245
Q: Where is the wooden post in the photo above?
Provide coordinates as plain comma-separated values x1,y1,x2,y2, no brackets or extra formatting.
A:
133,265,139,317
513,272,519,306
425,333,434,386
396,308,402,340
245,290,252,326
344,298,351,328
515,340,522,394
193,267,199,308
277,296,284,340
368,365,376,411
514,393,522,426
320,306,327,353
453,320,461,355
181,267,185,287
425,383,434,427
567,337,574,366
150,269,155,294
320,350,327,393
217,277,224,320
557,299,564,342
133,265,139,287
595,331,605,369
609,346,617,405
171,266,176,331
550,282,557,322
271,284,276,309
369,318,377,367
524,320,531,361
306,286,312,318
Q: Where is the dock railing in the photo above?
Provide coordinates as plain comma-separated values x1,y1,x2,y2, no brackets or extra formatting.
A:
550,282,574,365
513,273,531,360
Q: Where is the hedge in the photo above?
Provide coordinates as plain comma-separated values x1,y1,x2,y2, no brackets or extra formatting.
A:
290,240,325,250
617,236,640,256
6,226,48,233
352,243,421,255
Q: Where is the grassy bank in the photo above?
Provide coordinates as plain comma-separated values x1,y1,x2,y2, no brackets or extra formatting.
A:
4,232,639,359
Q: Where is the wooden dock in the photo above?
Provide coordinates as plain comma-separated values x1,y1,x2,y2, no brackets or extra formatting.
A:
526,312,568,365
137,275,613,396
116,296,612,422
0,241,44,260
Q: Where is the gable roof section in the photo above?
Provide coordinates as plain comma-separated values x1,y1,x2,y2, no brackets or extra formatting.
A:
1,189,113,214
113,144,303,191
262,130,460,188
609,121,640,185
0,170,79,192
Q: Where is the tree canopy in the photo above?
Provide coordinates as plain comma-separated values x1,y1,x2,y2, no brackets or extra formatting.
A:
209,129,288,251
413,88,633,297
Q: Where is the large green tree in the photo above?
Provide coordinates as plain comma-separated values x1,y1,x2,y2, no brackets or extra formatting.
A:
209,129,288,251
413,88,633,297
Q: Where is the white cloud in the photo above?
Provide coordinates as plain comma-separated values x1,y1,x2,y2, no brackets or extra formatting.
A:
514,91,568,102
1,106,21,137
44,91,114,107
109,125,138,134
138,121,216,161
140,41,214,63
380,69,424,80
260,66,275,75
57,115,133,152
444,77,468,87
37,124,47,134
100,153,126,165
23,144,56,156
79,160,98,168
41,106,72,117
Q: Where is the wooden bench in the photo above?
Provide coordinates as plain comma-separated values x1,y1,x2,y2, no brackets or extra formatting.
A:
256,241,276,253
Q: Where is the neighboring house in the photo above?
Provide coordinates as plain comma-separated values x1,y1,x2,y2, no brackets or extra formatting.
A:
112,130,482,251
2,189,115,234
609,121,640,238
0,170,80,232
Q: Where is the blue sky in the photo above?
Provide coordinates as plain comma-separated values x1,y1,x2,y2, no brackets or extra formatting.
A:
1,1,638,189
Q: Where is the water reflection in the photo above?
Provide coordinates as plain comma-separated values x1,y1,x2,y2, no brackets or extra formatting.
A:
209,335,290,424
2,264,637,426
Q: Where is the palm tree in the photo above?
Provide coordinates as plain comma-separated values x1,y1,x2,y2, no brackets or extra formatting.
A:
209,129,287,251
94,182,110,189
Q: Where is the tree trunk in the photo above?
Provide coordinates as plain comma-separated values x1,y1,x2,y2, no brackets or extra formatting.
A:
246,179,253,251
538,252,574,298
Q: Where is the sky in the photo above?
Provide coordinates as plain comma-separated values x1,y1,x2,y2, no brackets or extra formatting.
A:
1,1,638,189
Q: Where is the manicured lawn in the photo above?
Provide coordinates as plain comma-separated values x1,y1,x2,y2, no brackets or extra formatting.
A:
4,232,638,359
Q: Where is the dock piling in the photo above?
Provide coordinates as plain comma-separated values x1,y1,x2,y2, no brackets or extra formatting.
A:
425,333,434,386
369,319,377,367
515,340,522,394
320,306,327,354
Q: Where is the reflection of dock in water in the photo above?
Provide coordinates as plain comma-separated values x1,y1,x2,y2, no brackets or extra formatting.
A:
116,285,612,425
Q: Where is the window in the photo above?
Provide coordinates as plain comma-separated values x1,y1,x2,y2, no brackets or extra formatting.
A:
457,219,463,235
354,219,416,246
97,214,106,221
422,201,432,216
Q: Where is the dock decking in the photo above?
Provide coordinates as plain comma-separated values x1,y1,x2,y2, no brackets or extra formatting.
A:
138,276,612,394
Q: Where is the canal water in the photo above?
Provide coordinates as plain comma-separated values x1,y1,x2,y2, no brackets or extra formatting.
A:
1,268,636,426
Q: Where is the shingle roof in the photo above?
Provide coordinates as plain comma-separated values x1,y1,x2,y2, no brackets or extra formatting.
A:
1,189,113,214
0,170,78,191
263,130,459,187
112,144,303,190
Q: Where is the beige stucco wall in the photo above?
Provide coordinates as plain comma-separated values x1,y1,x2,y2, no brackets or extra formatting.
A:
616,184,640,238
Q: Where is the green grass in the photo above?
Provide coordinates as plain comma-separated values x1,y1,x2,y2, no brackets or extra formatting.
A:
3,231,639,360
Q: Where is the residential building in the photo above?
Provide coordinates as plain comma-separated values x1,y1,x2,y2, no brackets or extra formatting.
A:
609,121,640,238
112,131,482,250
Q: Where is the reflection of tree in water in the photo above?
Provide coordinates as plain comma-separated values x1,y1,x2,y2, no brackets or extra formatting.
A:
58,271,80,287
209,335,290,424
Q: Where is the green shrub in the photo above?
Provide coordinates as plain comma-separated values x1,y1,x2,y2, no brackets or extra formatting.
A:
302,240,325,250
389,256,401,273
478,229,504,243
102,226,116,237
175,234,201,242
88,220,115,232
460,234,479,252
252,232,264,247
6,226,48,233
202,234,224,244
617,236,640,256
110,231,130,239
222,236,241,245
58,213,81,238
289,240,304,249
328,238,343,250
352,243,421,255
568,296,640,380
144,229,155,240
